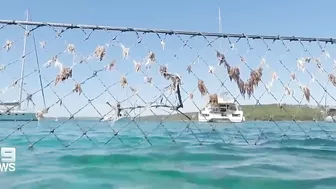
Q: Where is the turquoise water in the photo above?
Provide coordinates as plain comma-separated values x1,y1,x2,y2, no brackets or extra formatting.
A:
0,120,335,189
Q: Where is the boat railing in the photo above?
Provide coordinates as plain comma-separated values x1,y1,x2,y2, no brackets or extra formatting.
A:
0,102,20,106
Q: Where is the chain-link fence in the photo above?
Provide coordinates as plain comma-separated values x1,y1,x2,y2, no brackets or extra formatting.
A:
0,18,335,149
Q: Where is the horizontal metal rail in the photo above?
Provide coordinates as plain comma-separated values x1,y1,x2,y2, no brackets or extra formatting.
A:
0,19,335,43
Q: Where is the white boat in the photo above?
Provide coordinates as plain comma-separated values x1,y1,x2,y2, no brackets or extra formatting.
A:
0,11,40,122
321,92,336,122
102,104,130,122
198,10,244,123
324,107,336,122
0,102,37,121
325,115,335,122
102,113,129,122
198,97,245,123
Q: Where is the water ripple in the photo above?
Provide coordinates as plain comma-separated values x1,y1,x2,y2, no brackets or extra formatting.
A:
0,121,335,189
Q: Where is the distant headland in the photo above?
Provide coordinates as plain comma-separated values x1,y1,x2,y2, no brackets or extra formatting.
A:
45,104,326,122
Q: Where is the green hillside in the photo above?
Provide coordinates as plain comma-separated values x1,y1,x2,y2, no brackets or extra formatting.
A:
140,104,325,121
241,104,324,121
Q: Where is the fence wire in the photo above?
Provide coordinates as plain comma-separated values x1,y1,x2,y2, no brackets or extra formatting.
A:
0,19,335,149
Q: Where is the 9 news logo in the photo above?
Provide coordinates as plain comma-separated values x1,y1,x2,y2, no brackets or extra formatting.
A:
0,147,15,172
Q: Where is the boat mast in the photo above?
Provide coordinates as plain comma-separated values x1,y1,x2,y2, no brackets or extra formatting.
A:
218,7,222,51
30,10,47,110
218,7,227,98
325,91,328,117
325,92,327,109
18,10,29,110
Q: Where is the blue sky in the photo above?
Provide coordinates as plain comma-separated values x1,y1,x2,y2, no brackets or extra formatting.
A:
0,0,335,117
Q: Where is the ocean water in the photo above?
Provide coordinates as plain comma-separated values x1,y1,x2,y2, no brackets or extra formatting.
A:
0,120,335,189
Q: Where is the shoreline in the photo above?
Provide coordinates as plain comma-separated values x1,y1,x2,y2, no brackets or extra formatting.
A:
43,104,326,122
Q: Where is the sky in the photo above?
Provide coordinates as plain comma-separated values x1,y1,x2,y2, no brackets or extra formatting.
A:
0,0,335,118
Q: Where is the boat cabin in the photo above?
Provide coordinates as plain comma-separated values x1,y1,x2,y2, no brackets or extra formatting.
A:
209,103,238,113
327,108,336,117
0,102,20,113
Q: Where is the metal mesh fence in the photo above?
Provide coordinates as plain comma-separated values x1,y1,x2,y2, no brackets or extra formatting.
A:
0,18,335,149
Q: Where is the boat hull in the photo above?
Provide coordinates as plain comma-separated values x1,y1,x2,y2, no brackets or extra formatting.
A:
325,116,336,122
0,112,37,121
198,113,245,123
103,116,130,122
113,117,130,122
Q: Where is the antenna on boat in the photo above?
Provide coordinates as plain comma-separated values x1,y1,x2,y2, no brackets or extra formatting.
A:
18,10,29,110
218,7,221,39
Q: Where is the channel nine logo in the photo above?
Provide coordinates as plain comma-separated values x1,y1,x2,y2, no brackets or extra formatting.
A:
0,147,15,172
